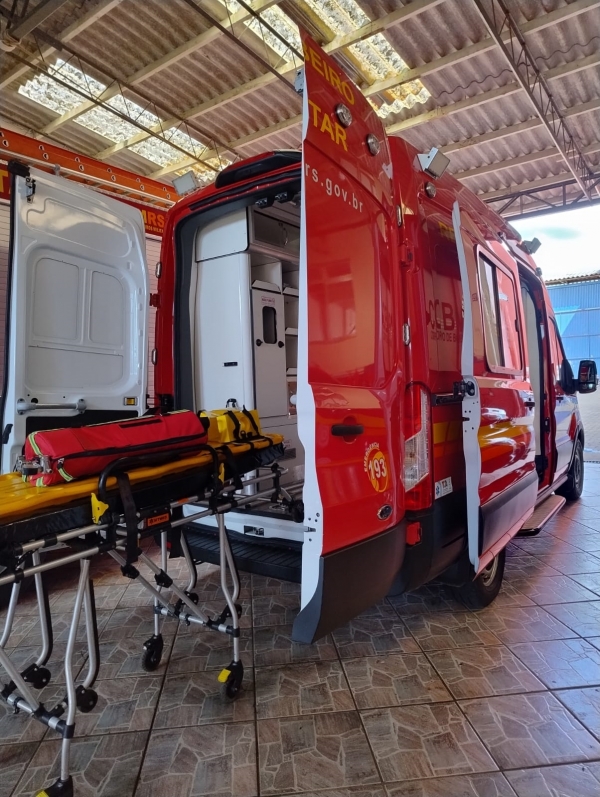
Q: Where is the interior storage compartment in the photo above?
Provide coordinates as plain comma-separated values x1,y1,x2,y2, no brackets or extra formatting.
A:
186,200,304,543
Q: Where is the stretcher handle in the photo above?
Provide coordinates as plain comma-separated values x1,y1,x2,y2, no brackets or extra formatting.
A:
17,398,86,415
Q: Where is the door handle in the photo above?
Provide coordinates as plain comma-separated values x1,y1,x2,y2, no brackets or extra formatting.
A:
524,400,535,408
331,424,364,437
17,399,86,415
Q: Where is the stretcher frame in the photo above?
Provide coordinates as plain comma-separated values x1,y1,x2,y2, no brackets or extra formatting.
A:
0,441,295,797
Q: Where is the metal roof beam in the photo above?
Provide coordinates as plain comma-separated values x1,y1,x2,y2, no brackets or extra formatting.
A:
456,142,600,180
471,0,596,199
152,49,600,179
93,0,443,161
148,114,303,179
0,0,122,91
364,0,598,96
38,0,280,136
3,0,70,42
386,54,600,133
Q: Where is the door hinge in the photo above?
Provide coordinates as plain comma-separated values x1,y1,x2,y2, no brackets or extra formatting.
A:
543,417,551,432
396,204,403,227
453,380,476,399
402,323,410,345
24,176,36,203
399,242,414,266
149,293,160,308
151,348,158,365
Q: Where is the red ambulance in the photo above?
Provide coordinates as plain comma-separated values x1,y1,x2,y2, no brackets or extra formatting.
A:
2,35,596,642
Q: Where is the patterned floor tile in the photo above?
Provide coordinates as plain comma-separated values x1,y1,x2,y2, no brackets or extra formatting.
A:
115,582,159,609
460,692,600,769
43,676,162,736
12,730,148,797
570,572,600,596
533,552,600,575
509,638,600,688
258,711,379,794
509,575,598,605
135,723,257,797
563,534,600,553
253,624,337,667
514,538,582,556
343,653,450,709
555,686,600,739
50,609,113,645
332,616,420,659
251,575,301,597
169,628,252,674
0,743,39,797
361,703,497,782
52,585,127,612
505,763,600,797
255,660,354,718
95,635,174,680
1,613,41,649
153,669,255,728
8,640,86,684
278,789,385,797
99,607,157,642
426,646,544,699
402,612,501,652
252,594,300,627
385,772,517,796
478,606,577,644
386,586,464,616
503,556,562,579
588,637,600,652
544,600,600,637
0,690,52,744
489,583,535,609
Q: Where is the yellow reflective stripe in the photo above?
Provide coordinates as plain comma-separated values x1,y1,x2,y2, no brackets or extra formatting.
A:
58,467,74,482
28,433,43,457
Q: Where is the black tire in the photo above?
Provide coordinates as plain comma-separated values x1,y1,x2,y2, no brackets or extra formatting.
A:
141,646,163,672
221,673,243,701
452,549,506,611
556,438,584,501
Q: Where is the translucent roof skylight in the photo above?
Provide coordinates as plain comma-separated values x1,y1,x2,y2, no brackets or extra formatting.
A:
225,1,301,64
19,59,212,169
302,0,430,115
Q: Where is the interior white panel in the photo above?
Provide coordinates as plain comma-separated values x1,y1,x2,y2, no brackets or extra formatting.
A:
31,258,79,341
27,348,123,389
195,208,248,261
89,271,124,346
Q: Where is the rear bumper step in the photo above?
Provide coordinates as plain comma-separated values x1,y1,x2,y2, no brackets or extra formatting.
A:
183,523,302,582
517,494,566,536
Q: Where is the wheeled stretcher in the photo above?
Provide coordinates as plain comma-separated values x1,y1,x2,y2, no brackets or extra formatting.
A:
0,431,285,797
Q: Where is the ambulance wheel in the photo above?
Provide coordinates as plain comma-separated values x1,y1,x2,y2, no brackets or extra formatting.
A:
557,438,584,501
453,549,505,611
141,634,164,672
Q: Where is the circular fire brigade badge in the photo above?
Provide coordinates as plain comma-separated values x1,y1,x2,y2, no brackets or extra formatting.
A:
364,443,389,493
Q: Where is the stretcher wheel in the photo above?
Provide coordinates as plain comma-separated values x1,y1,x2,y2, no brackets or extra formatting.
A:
23,664,51,689
141,634,164,672
219,660,244,701
35,775,73,796
75,686,98,713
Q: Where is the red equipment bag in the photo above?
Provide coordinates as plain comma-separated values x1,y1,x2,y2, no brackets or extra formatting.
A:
23,410,209,486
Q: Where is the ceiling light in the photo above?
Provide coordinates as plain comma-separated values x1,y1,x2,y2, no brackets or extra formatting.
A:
417,148,450,179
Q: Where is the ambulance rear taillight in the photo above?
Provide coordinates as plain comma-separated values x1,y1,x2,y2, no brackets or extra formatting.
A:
403,385,432,510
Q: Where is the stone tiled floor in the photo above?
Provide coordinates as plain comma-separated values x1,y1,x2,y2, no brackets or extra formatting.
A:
3,468,600,796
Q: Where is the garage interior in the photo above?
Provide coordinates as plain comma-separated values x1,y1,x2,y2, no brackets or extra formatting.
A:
1,1,600,796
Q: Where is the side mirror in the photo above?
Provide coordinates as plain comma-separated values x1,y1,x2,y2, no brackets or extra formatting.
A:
578,360,597,393
560,359,576,395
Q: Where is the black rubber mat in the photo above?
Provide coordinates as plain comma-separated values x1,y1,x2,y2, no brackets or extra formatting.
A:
183,523,302,582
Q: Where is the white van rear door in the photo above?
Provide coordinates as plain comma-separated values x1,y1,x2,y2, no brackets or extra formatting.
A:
1,164,148,472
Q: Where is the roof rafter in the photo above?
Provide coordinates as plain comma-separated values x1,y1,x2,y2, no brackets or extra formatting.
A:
456,141,600,181
154,48,600,179
94,0,444,161
471,0,596,199
0,0,122,90
37,0,281,136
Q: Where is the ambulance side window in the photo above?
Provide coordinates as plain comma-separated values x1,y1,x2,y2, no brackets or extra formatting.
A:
478,254,522,373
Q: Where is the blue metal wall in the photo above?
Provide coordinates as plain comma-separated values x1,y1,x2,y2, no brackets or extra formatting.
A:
547,279,600,370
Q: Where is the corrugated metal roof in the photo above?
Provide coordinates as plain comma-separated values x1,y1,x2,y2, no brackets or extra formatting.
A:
0,0,598,219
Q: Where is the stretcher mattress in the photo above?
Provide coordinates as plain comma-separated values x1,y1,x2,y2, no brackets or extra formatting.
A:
0,435,284,549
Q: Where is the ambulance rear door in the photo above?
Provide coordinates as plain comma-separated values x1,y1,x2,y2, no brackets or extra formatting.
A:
292,34,405,643
0,163,148,473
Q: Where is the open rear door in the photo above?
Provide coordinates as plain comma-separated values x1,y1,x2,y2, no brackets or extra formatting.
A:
0,163,148,473
293,34,405,643
453,203,537,575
